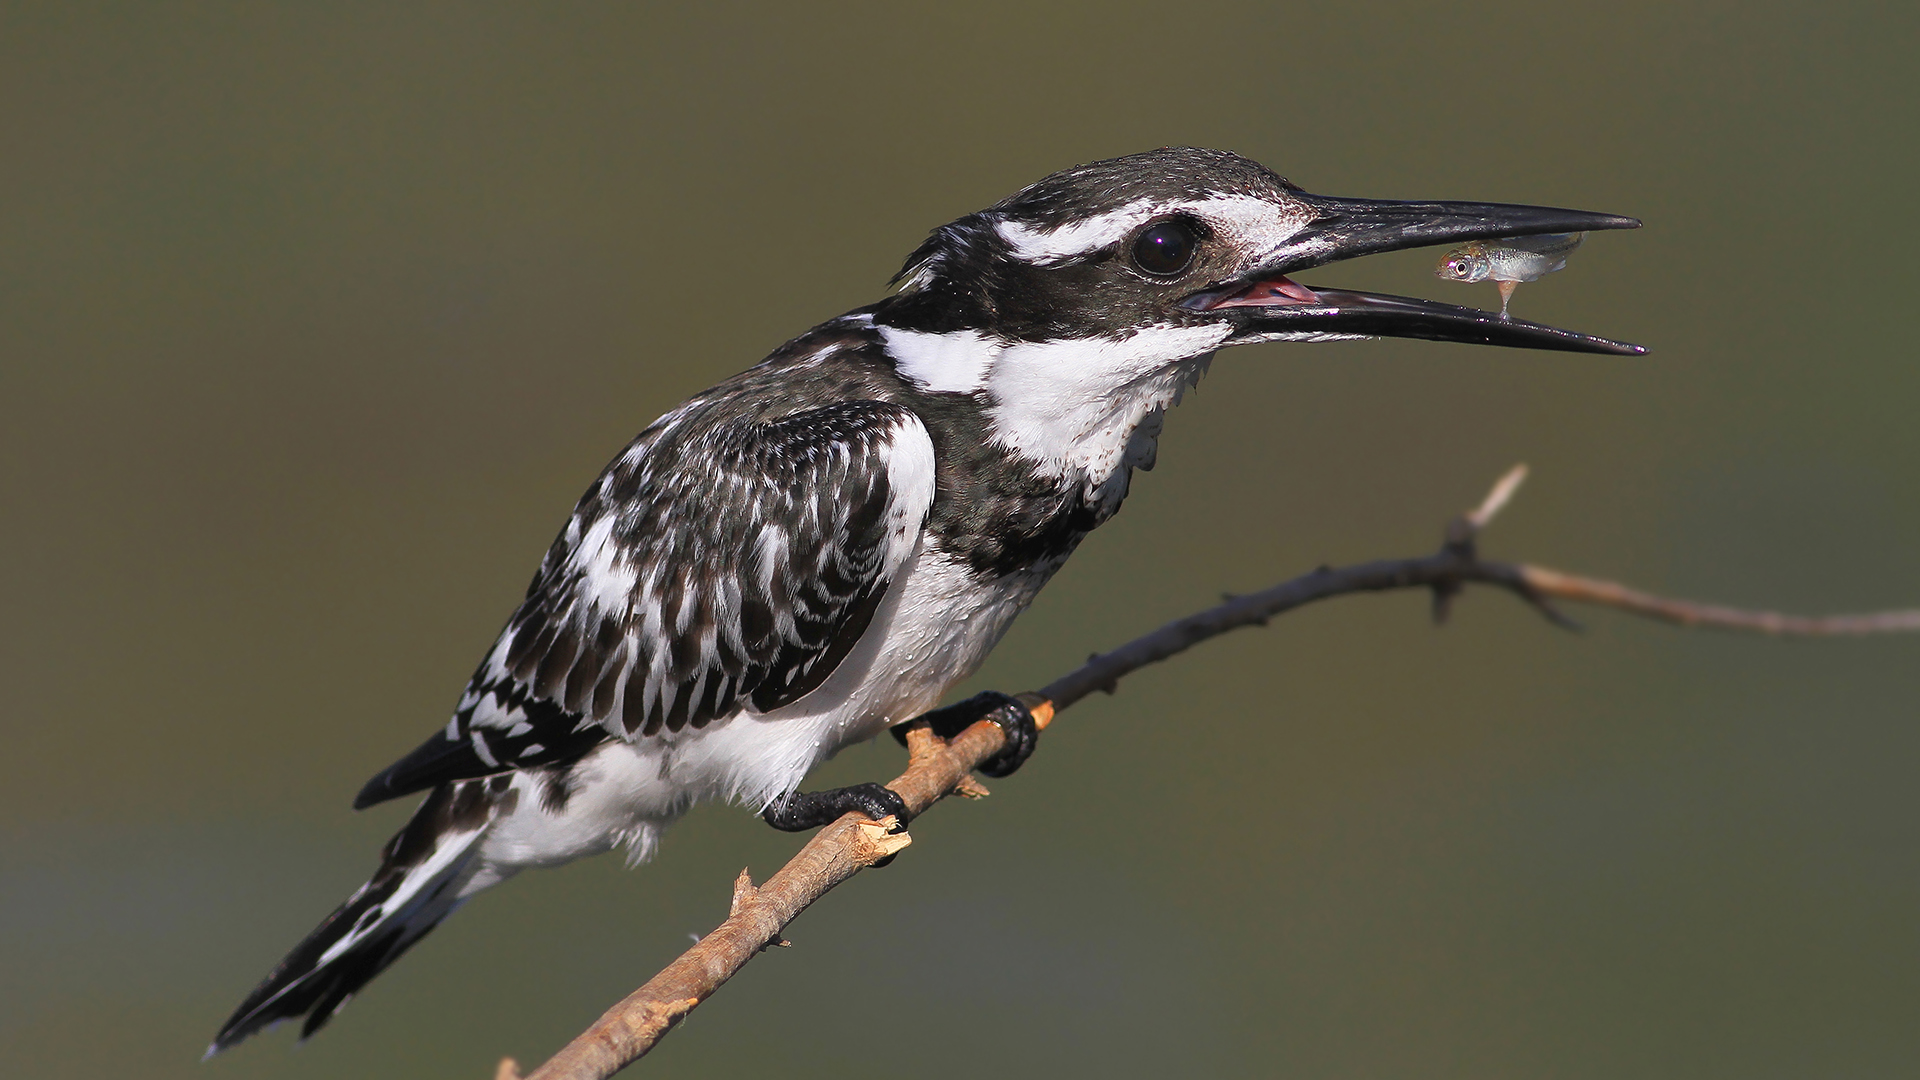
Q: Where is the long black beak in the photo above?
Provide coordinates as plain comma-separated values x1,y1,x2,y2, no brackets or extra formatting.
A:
1185,193,1646,356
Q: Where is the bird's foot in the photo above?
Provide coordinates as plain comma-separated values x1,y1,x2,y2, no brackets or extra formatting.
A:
893,691,1041,778
761,782,908,833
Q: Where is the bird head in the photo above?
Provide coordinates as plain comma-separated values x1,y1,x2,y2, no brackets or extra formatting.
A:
877,146,1640,370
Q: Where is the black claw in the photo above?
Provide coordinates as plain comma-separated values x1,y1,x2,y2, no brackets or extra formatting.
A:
975,694,1039,777
761,782,909,833
892,691,1040,778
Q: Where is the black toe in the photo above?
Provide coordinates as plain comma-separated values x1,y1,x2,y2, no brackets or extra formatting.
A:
973,693,1039,777
894,691,1041,778
762,782,909,832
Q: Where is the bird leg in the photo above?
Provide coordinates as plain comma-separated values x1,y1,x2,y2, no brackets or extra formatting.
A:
891,691,1041,778
761,782,909,832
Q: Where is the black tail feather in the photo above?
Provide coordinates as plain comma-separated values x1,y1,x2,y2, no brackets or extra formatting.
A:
296,925,431,1042
209,781,495,1054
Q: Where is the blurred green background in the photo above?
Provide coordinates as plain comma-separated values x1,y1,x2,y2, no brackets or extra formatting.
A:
5,3,1918,1077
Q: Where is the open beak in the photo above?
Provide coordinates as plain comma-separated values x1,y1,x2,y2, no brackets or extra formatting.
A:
1183,193,1646,355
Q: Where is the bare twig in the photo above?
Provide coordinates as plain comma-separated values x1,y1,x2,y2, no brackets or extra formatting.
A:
1465,461,1530,532
501,467,1920,1079
1515,565,1920,634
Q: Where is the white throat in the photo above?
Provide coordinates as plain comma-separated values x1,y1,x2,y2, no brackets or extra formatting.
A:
883,321,1231,501
883,315,1228,495
986,322,1227,491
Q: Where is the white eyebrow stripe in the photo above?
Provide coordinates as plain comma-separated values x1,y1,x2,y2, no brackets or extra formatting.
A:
996,198,1159,263
994,193,1310,265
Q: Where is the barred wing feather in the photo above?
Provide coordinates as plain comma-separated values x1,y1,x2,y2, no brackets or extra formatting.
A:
354,400,936,809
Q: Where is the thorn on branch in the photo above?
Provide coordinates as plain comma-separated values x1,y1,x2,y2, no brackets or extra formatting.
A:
953,775,992,799
1466,463,1529,532
729,868,758,917
1435,466,1533,623
1444,463,1531,554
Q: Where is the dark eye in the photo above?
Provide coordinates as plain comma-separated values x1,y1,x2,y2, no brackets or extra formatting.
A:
1131,220,1196,276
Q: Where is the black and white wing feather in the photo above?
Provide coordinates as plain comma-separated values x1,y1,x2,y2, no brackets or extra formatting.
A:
355,398,936,808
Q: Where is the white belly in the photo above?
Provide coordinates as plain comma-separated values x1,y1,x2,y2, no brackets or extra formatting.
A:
472,544,1046,880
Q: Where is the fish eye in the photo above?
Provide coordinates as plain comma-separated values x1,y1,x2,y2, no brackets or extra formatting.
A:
1131,220,1197,277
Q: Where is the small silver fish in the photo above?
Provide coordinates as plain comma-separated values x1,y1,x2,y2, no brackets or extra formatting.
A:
1434,232,1584,317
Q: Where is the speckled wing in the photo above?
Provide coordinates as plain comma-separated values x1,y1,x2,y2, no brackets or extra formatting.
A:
354,400,937,809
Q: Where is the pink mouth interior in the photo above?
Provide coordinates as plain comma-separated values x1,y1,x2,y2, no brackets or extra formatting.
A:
1202,274,1322,309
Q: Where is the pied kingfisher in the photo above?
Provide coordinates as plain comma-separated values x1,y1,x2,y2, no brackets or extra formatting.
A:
213,147,1640,1052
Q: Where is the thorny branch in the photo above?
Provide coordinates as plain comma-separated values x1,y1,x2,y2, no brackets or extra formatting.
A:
498,465,1920,1079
